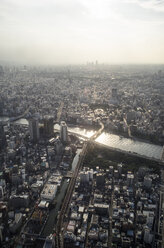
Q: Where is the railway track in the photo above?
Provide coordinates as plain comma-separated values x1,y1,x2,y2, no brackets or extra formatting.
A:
55,142,88,248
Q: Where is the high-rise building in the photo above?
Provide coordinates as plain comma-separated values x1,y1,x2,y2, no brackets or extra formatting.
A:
80,172,89,184
0,102,4,115
29,118,40,142
0,124,6,149
43,116,54,137
60,121,68,143
144,228,153,244
109,88,118,105
112,88,117,97
54,138,63,155
96,173,105,187
144,176,152,188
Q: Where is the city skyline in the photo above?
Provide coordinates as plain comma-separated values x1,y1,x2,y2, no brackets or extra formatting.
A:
0,0,164,65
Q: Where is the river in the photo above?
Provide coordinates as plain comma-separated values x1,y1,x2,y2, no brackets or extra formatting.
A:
95,132,163,161
54,123,163,161
41,179,68,237
0,117,163,161
54,123,96,139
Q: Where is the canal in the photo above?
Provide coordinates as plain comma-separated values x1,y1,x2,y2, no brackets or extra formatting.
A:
41,148,81,237
41,179,68,237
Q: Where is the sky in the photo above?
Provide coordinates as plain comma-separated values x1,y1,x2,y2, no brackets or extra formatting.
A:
0,0,164,65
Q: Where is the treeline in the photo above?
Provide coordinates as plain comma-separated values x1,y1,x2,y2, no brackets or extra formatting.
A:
83,143,162,174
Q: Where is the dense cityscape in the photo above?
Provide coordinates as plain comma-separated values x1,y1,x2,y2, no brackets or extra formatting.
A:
1,0,164,246
0,64,164,248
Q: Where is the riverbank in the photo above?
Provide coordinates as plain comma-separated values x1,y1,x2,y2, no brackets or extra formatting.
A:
0,116,163,161
84,142,163,174
68,123,163,147
95,132,163,161
0,115,162,146
41,179,68,238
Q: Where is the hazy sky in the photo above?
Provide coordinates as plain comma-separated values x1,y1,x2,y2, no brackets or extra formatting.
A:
0,0,164,65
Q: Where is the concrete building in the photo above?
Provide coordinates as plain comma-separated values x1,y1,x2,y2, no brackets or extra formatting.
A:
44,116,54,137
112,88,117,98
9,194,29,208
0,186,4,199
41,184,57,201
9,213,23,234
60,121,68,143
80,172,90,184
109,88,118,105
43,234,55,248
54,138,63,155
126,110,136,124
144,228,153,244
144,176,152,188
96,173,105,187
0,124,6,149
127,173,134,186
29,118,40,142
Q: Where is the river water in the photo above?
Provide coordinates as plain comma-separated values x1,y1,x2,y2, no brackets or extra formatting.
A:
54,123,163,161
95,132,162,160
0,117,29,125
54,123,95,138
0,117,163,161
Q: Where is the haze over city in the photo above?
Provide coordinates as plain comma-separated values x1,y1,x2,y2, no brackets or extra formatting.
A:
1,1,164,248
0,0,164,65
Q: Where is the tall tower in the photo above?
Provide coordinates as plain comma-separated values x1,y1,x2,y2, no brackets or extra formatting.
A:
29,118,40,142
43,116,54,137
60,121,68,143
109,88,118,105
0,124,6,149
0,102,4,115
111,88,117,98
